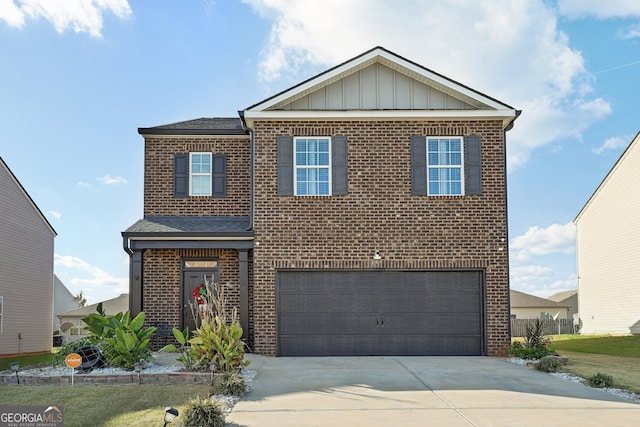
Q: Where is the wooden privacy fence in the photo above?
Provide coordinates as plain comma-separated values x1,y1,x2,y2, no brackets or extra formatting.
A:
510,318,576,337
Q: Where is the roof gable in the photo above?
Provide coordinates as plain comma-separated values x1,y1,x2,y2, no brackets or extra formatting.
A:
575,131,640,223
0,156,56,236
510,289,568,309
243,46,519,128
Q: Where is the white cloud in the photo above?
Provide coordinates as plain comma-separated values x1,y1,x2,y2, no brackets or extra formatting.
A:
99,174,127,185
558,0,640,39
558,0,640,19
592,135,630,154
54,253,128,295
244,0,610,170
511,265,576,297
0,0,132,37
510,222,576,262
77,181,92,188
49,210,62,219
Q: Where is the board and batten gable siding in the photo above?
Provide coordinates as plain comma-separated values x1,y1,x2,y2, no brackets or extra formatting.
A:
0,159,55,355
281,63,476,111
250,119,510,356
575,134,640,334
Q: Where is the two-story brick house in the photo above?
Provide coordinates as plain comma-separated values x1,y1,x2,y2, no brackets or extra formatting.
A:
123,47,519,357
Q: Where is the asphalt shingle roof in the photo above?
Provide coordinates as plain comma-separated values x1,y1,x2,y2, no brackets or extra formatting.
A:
124,216,251,235
510,289,568,308
138,118,247,135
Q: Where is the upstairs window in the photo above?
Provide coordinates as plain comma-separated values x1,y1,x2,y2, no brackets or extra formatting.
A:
411,135,482,196
190,153,212,196
174,153,226,198
427,137,463,196
295,137,331,196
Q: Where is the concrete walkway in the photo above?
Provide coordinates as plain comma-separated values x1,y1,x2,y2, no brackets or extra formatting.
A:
227,355,639,427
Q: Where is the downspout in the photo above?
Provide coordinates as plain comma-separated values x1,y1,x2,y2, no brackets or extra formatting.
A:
503,109,522,346
239,110,254,231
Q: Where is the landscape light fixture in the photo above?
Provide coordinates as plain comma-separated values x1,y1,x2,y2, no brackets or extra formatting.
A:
163,407,179,426
373,250,381,260
10,362,20,384
133,362,142,384
209,361,219,385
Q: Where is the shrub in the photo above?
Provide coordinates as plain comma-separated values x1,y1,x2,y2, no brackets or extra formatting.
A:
211,371,246,397
588,372,614,388
509,340,552,360
82,304,157,369
535,356,561,373
51,338,93,367
181,396,226,427
187,279,250,372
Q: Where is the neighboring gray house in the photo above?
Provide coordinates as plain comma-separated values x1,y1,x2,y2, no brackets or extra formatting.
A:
58,293,129,343
575,131,640,334
510,289,569,320
53,275,78,333
548,289,578,325
0,157,57,356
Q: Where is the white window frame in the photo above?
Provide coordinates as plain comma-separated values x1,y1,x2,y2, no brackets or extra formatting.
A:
0,296,3,334
426,136,465,196
294,136,332,196
189,152,212,196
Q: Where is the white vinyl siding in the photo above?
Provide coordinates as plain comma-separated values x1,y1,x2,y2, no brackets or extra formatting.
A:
575,134,640,334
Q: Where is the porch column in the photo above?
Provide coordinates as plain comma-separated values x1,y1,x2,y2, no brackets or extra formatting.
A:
129,250,143,317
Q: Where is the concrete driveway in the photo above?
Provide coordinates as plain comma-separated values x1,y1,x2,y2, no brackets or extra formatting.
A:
227,355,639,427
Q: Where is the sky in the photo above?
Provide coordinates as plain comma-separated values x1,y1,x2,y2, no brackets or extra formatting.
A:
1,0,639,305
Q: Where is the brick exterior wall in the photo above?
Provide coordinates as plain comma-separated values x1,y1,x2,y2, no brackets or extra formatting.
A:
143,135,250,216
251,119,511,357
141,248,254,349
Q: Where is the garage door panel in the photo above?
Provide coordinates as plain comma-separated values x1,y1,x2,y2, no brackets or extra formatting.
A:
278,270,484,356
280,314,378,335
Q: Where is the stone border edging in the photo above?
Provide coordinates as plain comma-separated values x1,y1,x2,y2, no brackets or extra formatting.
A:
0,370,211,385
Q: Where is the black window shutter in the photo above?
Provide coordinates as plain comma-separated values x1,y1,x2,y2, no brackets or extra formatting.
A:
174,153,189,198
277,135,294,196
464,135,482,195
331,136,348,195
212,154,226,198
411,136,427,195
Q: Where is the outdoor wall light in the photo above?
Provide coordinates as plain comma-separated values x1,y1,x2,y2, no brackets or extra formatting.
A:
133,362,142,384
373,250,381,260
10,362,19,384
163,407,179,426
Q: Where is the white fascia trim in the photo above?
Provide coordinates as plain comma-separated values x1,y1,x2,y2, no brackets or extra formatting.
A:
244,109,517,122
128,236,254,241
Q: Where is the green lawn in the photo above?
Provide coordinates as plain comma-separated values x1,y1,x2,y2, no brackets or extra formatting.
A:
0,384,212,427
550,334,640,357
0,352,53,372
549,335,640,394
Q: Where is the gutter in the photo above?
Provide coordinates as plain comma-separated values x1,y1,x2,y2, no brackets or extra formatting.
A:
238,110,254,232
122,235,133,256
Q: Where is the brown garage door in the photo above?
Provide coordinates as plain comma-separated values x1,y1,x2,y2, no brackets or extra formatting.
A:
277,270,484,356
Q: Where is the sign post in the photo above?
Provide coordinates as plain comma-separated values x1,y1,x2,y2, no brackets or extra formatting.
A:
65,353,82,385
